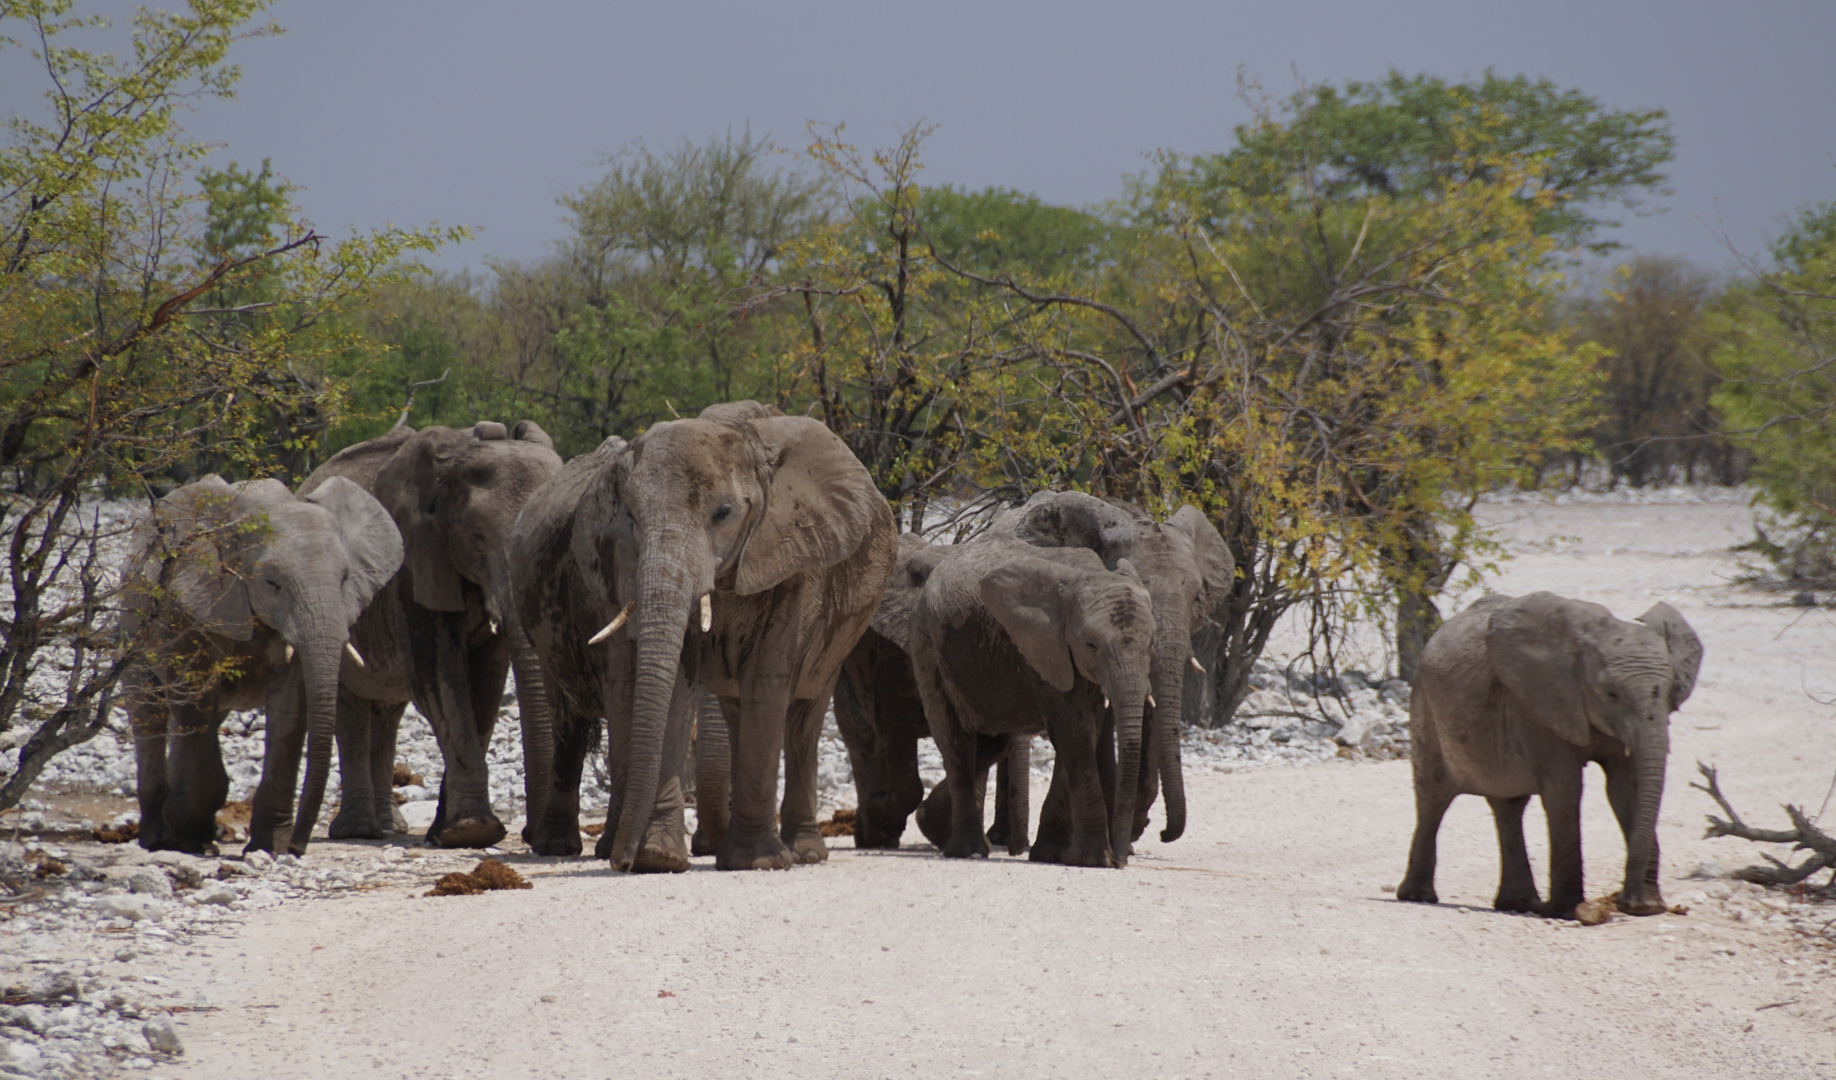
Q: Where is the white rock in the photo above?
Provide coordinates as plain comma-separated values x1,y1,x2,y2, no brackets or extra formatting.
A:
94,895,152,921
125,869,172,899
243,850,273,872
141,1016,182,1055
191,882,237,907
0,1038,44,1074
244,888,283,909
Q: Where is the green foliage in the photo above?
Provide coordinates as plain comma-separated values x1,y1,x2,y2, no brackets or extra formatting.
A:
0,0,458,805
915,185,1114,279
1711,201,1836,580
1187,70,1674,253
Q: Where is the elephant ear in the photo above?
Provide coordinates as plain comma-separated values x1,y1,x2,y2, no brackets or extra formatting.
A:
734,416,881,596
375,432,466,612
978,557,1077,693
148,476,252,640
871,535,944,651
1168,505,1234,608
1484,591,1592,747
512,420,554,450
1636,601,1703,710
301,476,406,626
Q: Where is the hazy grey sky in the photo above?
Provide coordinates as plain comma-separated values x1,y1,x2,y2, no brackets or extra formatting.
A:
13,2,1836,273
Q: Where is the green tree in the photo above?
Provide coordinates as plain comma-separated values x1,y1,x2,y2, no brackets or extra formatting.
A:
1711,200,1836,580
0,0,457,808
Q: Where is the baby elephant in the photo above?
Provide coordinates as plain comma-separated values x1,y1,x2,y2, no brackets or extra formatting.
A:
1398,591,1702,919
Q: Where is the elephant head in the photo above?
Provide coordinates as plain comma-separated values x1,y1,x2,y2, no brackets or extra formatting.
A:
1484,592,1701,912
572,401,883,870
367,421,563,833
992,491,1232,842
978,552,1156,864
136,474,402,852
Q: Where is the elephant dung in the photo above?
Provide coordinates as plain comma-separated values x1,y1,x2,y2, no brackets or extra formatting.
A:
1574,892,1621,925
818,809,856,837
424,858,532,897
91,820,138,844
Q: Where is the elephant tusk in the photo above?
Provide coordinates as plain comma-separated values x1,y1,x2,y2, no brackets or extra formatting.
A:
284,644,295,664
1147,694,1157,708
700,593,713,633
1189,656,1206,675
489,618,500,637
345,641,366,668
588,606,631,645
1103,696,1110,709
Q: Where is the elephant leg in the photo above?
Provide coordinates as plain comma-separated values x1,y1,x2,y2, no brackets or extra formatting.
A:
330,687,384,840
1056,712,1115,868
933,703,990,861
130,704,172,852
915,777,952,851
415,611,504,849
1603,758,1665,914
715,682,797,871
1488,795,1541,913
1031,757,1073,865
248,666,307,854
1396,746,1456,904
161,702,230,854
1538,768,1586,920
530,712,592,857
779,689,831,865
372,701,408,835
690,691,731,857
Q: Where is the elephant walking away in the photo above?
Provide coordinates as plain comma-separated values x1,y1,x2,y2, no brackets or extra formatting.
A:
911,544,1155,867
300,420,561,849
121,475,402,854
1396,591,1703,919
513,401,896,871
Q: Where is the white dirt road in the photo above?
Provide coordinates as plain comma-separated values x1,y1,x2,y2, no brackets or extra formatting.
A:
160,497,1836,1079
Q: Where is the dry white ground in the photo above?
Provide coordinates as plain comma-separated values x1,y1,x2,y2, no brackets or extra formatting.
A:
134,499,1836,1077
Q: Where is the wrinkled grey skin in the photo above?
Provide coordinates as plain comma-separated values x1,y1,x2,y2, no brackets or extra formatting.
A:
511,401,896,872
911,544,1155,867
300,420,562,848
1397,591,1703,919
122,475,402,855
984,492,1233,844
834,535,943,848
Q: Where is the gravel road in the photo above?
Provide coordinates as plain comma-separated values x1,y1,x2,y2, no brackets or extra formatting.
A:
18,492,1836,1078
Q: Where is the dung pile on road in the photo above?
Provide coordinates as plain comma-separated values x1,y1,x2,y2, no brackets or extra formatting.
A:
425,858,533,897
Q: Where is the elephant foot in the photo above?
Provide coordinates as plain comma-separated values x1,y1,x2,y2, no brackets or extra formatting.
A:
628,838,690,874
915,790,952,850
1129,808,1151,844
1540,896,1582,921
1061,840,1117,869
1029,835,1069,865
1394,877,1438,904
784,825,829,865
328,808,386,840
1494,891,1542,914
1617,890,1668,917
527,817,584,857
986,819,1010,849
690,822,725,857
715,832,795,871
941,830,990,860
435,813,507,850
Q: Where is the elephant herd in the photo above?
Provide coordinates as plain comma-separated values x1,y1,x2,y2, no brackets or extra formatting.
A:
117,399,1706,917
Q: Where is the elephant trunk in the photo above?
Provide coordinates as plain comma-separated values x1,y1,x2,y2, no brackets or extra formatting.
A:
1110,676,1148,868
1150,630,1190,843
605,558,692,871
287,604,346,856
508,621,555,842
1621,720,1669,911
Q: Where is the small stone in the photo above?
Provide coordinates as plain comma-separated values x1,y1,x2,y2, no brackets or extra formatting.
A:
192,882,237,907
113,948,136,963
141,1016,182,1054
1703,881,1733,901
0,1038,44,1074
126,869,172,900
162,863,205,891
95,895,152,921
1687,859,1724,880
1791,590,1816,606
25,972,78,1003
243,850,273,872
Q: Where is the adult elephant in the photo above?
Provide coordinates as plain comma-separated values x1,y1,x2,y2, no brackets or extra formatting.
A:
985,492,1232,845
299,420,562,848
512,401,896,872
1396,592,1702,919
122,475,402,855
911,544,1155,867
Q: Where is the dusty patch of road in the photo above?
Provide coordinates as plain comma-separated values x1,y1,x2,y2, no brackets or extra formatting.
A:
161,497,1836,1079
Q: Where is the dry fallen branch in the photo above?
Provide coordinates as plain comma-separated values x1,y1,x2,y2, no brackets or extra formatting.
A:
1692,761,1836,886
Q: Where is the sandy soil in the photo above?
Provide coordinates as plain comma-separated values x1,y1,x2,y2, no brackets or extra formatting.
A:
152,498,1836,1079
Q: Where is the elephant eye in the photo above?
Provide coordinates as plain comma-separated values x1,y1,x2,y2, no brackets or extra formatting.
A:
1085,639,1099,651
712,503,733,524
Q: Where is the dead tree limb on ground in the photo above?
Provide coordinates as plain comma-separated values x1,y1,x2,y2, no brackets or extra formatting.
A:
1692,761,1836,887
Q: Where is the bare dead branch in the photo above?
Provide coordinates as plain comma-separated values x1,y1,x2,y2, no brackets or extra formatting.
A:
1693,761,1836,886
